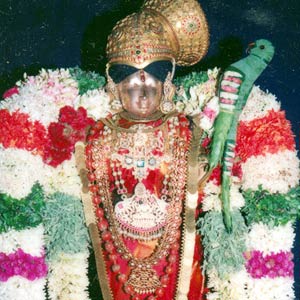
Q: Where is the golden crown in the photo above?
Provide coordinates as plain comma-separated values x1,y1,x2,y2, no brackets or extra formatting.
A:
106,0,209,68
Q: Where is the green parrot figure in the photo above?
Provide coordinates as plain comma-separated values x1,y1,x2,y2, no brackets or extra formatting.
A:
209,39,275,232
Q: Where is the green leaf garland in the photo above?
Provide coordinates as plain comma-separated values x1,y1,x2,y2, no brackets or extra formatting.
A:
174,71,209,99
43,192,90,261
242,186,300,227
0,183,45,233
69,67,106,95
197,210,247,278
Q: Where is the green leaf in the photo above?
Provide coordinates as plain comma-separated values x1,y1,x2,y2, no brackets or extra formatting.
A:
69,67,106,95
242,186,300,227
0,183,45,233
43,192,90,261
197,210,247,278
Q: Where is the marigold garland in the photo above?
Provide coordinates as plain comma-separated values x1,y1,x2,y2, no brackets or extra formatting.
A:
0,183,44,233
236,110,295,162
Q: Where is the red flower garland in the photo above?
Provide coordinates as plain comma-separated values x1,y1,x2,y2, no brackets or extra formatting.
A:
0,109,47,154
235,110,295,162
43,106,95,167
0,106,95,167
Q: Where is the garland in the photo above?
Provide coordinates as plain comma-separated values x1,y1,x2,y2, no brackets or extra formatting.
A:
0,183,44,233
69,67,106,95
197,210,247,278
244,250,294,279
0,67,298,300
236,110,295,162
242,186,300,226
201,85,299,300
0,248,47,282
0,110,47,152
43,192,90,261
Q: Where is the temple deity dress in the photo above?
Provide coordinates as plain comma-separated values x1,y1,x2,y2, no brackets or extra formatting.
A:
0,0,299,299
78,1,210,298
85,113,206,299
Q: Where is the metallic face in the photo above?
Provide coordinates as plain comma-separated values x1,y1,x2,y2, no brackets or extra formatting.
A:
117,70,163,119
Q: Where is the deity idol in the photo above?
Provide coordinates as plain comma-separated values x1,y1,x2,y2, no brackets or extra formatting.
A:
0,0,299,299
78,0,210,299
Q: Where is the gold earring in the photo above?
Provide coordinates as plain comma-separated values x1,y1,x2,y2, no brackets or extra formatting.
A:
106,74,123,113
160,72,176,114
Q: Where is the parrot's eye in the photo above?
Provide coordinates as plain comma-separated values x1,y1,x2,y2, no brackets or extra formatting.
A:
260,45,265,50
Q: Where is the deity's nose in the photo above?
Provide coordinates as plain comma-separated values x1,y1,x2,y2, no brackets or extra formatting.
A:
139,95,148,108
139,88,147,101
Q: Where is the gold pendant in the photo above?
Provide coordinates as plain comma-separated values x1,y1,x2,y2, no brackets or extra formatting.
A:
126,265,161,294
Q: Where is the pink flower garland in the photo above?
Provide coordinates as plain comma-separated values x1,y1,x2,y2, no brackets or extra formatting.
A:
0,249,48,282
244,250,294,279
2,86,19,99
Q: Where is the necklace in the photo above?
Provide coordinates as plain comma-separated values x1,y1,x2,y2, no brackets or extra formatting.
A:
86,115,191,297
119,110,165,123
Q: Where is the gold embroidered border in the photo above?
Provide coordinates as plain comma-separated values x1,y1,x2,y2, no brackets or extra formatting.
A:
75,142,113,300
176,124,206,300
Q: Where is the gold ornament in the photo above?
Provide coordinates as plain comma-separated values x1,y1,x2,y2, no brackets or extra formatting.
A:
160,72,176,114
106,0,209,68
105,68,123,113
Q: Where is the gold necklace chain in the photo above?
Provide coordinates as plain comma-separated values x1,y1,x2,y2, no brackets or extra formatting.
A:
90,117,190,294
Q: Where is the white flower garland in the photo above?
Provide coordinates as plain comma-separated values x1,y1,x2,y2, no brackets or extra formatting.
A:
1,69,78,126
0,147,46,199
41,154,82,197
0,277,46,300
202,179,245,212
47,252,90,300
246,222,295,255
241,149,300,194
239,86,280,122
0,225,44,256
74,88,111,120
206,267,295,300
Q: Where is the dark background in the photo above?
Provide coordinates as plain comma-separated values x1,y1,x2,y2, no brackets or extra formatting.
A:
0,0,299,298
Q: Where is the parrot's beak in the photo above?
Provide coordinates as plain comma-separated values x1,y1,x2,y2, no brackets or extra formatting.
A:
246,42,255,54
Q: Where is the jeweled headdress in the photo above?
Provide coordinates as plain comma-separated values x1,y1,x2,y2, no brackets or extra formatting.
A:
106,0,209,68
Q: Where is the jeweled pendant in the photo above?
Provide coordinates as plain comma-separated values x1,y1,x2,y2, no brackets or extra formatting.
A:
126,266,161,294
